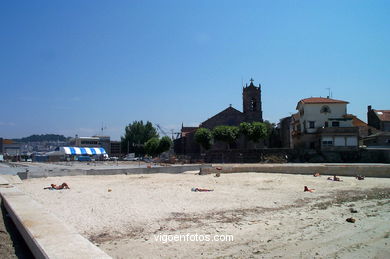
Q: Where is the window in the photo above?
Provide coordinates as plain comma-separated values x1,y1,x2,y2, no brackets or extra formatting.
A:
324,121,329,128
320,105,331,113
81,141,99,145
250,98,257,111
332,121,340,127
387,139,390,144
346,137,357,146
309,121,315,128
322,140,333,147
322,136,333,147
334,136,346,146
300,109,304,116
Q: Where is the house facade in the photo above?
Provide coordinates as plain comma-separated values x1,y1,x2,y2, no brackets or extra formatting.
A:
292,97,359,150
367,105,390,132
363,132,390,148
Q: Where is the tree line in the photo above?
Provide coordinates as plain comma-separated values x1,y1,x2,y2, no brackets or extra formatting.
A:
121,121,172,157
12,134,69,142
121,120,274,157
194,121,273,150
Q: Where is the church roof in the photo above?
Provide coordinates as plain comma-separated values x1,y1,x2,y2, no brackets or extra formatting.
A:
200,106,244,129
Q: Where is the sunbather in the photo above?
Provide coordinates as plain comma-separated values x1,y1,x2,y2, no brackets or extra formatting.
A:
304,186,315,192
44,182,70,190
191,187,214,192
327,175,342,181
356,175,365,180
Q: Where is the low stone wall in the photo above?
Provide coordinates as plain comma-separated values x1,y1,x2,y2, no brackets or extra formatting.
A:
205,149,295,163
25,165,211,178
85,165,210,175
202,149,390,164
201,164,390,178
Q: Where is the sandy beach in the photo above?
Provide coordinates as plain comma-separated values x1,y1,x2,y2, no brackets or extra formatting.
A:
18,171,390,258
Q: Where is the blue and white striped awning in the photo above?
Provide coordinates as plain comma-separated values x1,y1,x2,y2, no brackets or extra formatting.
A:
61,147,107,155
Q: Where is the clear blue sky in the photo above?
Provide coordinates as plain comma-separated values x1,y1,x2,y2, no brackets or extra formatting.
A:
1,0,389,140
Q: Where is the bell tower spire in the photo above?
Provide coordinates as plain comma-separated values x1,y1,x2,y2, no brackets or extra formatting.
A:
243,78,263,122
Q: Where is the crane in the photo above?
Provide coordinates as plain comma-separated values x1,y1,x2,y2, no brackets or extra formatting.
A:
155,124,180,140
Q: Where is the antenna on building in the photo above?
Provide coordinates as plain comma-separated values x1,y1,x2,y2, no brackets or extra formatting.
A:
326,88,331,98
100,122,107,136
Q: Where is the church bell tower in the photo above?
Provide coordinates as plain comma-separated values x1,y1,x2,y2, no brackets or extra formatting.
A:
243,78,263,122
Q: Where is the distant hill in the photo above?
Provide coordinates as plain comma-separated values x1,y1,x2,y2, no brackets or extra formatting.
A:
13,134,70,142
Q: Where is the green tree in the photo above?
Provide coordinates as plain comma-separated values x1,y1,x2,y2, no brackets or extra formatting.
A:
157,136,172,154
239,122,253,139
250,122,268,142
121,121,159,156
14,134,69,142
239,121,269,143
194,128,213,150
263,120,276,137
145,137,160,157
212,126,239,149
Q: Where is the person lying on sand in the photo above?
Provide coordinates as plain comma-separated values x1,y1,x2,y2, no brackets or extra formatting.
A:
327,175,342,182
304,186,315,192
191,187,214,192
313,172,320,177
356,175,365,180
44,182,70,190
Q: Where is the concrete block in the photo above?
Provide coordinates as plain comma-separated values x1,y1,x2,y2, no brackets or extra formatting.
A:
0,187,111,259
17,171,28,180
0,175,9,185
1,175,23,184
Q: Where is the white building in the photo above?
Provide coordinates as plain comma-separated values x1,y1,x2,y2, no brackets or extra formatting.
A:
69,135,111,155
292,97,359,150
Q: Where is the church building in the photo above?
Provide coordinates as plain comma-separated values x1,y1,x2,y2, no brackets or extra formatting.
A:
174,79,263,155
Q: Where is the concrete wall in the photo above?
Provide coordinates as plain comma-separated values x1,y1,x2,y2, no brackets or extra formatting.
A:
201,163,390,178
25,165,212,178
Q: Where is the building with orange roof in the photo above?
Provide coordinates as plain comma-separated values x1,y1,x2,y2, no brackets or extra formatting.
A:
292,97,359,150
367,105,390,132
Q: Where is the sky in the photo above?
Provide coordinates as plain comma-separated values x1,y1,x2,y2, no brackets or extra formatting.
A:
1,0,389,140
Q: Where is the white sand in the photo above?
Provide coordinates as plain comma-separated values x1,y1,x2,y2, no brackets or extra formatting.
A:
19,172,390,258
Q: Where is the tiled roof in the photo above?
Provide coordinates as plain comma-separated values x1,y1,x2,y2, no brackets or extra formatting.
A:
292,112,300,121
181,127,198,137
300,97,348,105
181,127,198,132
374,110,390,121
344,114,367,127
200,106,243,128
